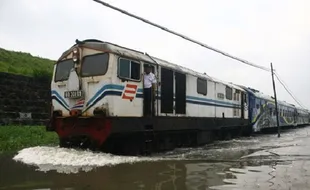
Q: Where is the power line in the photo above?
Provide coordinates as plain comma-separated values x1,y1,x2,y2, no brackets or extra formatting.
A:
92,0,270,72
274,72,305,109
92,0,307,109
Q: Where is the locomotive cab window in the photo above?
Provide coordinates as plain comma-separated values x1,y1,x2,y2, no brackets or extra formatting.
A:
81,53,109,77
197,78,207,95
226,86,233,100
118,58,141,81
55,59,74,82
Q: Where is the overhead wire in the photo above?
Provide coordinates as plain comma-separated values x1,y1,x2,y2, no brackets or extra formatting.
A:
93,0,270,72
274,72,305,109
92,0,307,109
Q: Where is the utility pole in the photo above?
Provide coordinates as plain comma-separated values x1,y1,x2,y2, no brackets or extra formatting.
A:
270,63,280,137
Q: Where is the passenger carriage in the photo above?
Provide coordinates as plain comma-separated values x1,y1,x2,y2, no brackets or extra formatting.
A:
239,87,309,132
295,107,309,126
47,39,251,155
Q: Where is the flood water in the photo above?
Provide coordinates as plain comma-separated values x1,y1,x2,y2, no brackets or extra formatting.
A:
1,126,310,190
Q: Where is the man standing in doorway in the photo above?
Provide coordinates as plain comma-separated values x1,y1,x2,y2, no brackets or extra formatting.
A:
143,64,156,116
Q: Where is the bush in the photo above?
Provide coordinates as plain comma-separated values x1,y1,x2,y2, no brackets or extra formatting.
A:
0,126,59,152
0,48,55,78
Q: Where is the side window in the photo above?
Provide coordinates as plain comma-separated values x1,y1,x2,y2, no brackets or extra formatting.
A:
197,78,207,95
217,93,224,99
118,58,141,81
233,92,240,101
226,86,233,100
234,90,240,101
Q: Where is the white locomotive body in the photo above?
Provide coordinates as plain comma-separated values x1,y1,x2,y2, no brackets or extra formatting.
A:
47,39,308,155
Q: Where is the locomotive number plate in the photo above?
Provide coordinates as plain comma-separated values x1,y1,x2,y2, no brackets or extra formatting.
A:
64,90,83,99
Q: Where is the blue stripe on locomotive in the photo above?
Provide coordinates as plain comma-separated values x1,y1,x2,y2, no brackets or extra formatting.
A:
52,84,242,112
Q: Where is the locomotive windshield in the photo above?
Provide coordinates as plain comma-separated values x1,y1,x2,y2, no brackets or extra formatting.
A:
54,59,74,82
81,53,109,77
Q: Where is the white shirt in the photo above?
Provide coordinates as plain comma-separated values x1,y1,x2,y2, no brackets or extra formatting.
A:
144,72,157,88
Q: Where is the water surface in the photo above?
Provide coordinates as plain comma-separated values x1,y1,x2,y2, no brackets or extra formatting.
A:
1,126,310,190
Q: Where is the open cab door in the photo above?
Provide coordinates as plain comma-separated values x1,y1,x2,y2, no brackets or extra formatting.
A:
142,63,158,117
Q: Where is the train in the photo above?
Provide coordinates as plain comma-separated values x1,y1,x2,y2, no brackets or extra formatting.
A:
46,39,310,155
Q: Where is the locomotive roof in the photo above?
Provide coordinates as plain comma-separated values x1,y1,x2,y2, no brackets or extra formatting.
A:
58,39,309,112
62,39,245,92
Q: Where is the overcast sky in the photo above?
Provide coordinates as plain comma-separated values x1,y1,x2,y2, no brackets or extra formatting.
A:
1,0,309,109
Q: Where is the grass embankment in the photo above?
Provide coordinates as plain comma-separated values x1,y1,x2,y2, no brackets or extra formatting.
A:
0,126,59,152
0,47,55,78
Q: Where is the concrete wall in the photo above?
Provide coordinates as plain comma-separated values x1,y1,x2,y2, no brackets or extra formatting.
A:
0,72,51,126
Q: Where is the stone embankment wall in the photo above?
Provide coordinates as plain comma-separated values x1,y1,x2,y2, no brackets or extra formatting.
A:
0,72,51,126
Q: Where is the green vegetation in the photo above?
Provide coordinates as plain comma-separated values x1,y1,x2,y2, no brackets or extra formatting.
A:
0,47,55,79
0,126,58,152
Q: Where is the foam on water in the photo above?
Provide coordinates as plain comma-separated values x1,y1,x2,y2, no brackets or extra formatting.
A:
12,146,174,174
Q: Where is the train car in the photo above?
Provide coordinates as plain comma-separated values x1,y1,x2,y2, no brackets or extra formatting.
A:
295,107,310,126
46,39,251,155
238,86,309,132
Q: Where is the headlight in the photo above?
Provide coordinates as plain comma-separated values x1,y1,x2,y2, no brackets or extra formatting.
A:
72,48,79,63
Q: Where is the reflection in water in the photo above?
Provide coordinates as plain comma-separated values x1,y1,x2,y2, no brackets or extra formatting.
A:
154,164,182,190
1,127,310,190
1,155,188,190
267,161,276,188
185,162,233,190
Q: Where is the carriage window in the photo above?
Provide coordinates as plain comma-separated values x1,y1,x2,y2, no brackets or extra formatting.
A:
55,59,74,82
226,86,233,100
280,109,283,116
270,108,272,116
118,58,141,81
197,78,207,95
81,53,109,77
